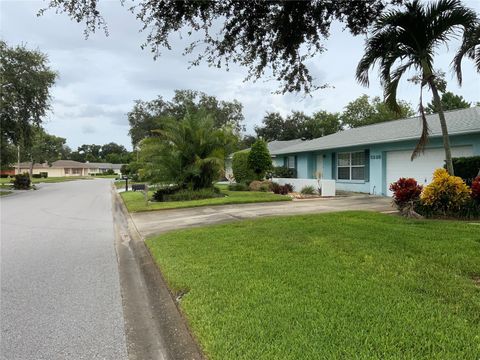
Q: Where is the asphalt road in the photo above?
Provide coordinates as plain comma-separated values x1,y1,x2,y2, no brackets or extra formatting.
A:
1,180,128,360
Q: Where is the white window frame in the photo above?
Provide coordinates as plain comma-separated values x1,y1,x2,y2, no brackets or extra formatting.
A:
337,151,365,182
287,156,296,169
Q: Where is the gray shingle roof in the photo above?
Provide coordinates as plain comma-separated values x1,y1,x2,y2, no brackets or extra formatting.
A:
267,139,305,152
271,107,480,155
85,162,123,169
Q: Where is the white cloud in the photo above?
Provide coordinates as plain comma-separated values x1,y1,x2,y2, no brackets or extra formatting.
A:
1,0,479,150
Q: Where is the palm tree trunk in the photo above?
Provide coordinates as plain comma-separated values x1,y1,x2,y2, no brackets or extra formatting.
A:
428,79,455,175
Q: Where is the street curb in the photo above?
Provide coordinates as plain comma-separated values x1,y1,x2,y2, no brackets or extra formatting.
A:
112,187,204,360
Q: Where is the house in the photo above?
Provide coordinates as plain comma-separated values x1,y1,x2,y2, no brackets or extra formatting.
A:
84,162,123,175
270,107,480,196
225,139,304,178
16,160,123,177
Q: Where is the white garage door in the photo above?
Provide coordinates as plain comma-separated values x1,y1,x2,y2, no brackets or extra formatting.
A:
386,146,473,196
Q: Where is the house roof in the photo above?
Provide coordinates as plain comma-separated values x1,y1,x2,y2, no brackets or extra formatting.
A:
85,162,123,169
267,139,305,152
18,160,89,169
271,107,480,155
18,160,123,169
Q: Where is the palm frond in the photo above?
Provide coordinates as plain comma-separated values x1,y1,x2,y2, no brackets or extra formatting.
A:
453,24,480,85
411,81,430,160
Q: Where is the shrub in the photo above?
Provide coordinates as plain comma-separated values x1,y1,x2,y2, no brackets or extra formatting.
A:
13,173,31,190
300,185,316,195
228,183,249,191
104,169,116,175
421,168,471,215
258,184,270,192
32,174,42,178
272,166,296,178
271,182,291,195
152,185,182,202
471,176,480,203
249,180,272,192
248,139,272,180
232,152,255,184
284,183,294,193
166,188,222,201
450,156,480,185
389,178,423,218
40,172,48,178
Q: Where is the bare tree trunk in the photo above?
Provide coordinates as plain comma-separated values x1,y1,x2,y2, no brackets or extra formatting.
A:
428,79,454,175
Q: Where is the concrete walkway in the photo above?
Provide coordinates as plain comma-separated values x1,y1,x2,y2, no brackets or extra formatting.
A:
131,194,393,238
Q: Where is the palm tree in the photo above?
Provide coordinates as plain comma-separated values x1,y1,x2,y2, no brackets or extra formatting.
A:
356,0,478,174
139,109,236,189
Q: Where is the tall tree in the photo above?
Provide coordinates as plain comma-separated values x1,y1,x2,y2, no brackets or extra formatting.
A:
426,91,471,114
0,41,57,151
356,0,478,174
342,95,414,128
128,90,244,148
308,111,342,137
139,109,236,189
255,113,285,142
21,128,66,176
42,0,403,93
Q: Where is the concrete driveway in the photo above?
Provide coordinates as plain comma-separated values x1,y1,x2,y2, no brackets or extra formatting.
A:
131,194,394,238
1,180,127,360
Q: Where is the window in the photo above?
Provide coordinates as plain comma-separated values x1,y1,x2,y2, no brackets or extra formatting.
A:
287,156,296,169
337,151,365,181
72,168,82,175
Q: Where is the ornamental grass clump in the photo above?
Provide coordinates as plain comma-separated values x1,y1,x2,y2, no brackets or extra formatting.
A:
389,177,423,218
420,168,471,216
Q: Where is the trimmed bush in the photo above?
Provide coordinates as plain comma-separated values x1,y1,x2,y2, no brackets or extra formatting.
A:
450,156,480,185
13,173,31,190
32,174,42,178
152,185,182,202
40,172,48,178
300,185,316,195
421,168,471,215
166,188,222,201
272,166,296,178
228,183,249,191
232,152,255,184
249,180,272,192
248,140,272,180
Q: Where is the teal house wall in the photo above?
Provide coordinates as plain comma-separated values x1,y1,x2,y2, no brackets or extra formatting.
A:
276,132,480,196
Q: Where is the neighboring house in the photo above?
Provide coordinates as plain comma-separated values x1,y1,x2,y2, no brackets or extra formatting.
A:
16,160,123,177
225,139,304,178
271,107,480,196
84,162,123,175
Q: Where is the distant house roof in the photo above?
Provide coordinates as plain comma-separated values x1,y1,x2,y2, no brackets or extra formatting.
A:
18,160,123,169
85,162,123,170
271,107,480,155
18,160,89,169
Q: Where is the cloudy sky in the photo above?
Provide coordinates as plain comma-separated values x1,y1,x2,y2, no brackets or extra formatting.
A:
1,0,479,151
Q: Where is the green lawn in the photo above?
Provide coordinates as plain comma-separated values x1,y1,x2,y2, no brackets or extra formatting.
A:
0,176,93,185
146,212,480,360
0,191,12,196
121,188,290,212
